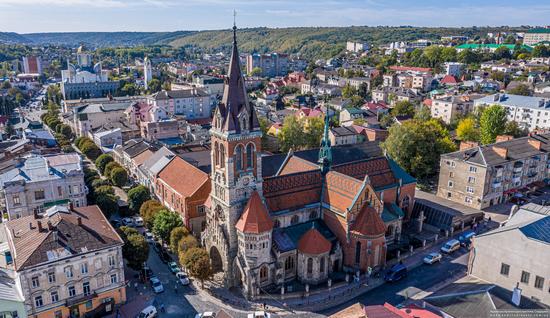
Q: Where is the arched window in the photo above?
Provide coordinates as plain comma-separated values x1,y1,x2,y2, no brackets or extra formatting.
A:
402,196,410,210
214,141,219,166
309,210,318,220
307,258,313,274
320,257,325,273
290,215,299,225
246,143,254,168
385,225,394,237
355,241,361,264
273,219,281,228
220,146,225,168
235,145,243,171
284,256,294,271
259,266,268,283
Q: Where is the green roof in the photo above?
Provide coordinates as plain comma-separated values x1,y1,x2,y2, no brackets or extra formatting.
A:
526,28,550,34
456,43,533,52
382,203,404,222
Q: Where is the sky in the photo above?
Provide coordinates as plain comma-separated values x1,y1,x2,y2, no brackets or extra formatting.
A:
0,0,549,33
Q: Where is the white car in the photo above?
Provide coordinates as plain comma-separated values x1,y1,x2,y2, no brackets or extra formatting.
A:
441,239,461,254
133,216,144,227
176,272,190,285
122,217,134,227
144,232,154,243
195,312,216,318
150,277,164,293
138,305,157,318
423,252,443,264
248,311,271,318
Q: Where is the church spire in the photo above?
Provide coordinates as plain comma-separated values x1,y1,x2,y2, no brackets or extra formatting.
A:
318,95,332,174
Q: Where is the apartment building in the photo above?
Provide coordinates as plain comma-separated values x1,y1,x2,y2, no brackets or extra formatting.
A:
437,133,550,209
0,154,87,221
72,101,133,137
346,41,369,53
431,95,476,124
474,94,550,131
147,89,212,120
469,203,550,306
246,53,289,78
0,204,126,318
524,28,550,46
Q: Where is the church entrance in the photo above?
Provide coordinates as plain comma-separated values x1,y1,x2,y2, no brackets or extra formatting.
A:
210,246,223,273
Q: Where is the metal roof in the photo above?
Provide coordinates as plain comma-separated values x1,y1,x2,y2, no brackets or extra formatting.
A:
519,216,550,244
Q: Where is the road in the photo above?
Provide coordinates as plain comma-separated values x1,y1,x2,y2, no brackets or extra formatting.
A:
319,249,469,316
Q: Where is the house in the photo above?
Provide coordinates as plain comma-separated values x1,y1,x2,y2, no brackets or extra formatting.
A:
0,204,126,318
329,126,358,146
112,139,157,178
339,108,375,126
155,156,210,235
267,122,283,136
72,101,133,137
92,128,123,151
23,129,57,147
0,268,26,318
136,146,175,194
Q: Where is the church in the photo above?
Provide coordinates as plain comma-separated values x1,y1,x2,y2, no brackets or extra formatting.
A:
202,23,416,298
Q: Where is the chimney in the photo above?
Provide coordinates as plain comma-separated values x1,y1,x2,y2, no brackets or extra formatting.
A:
37,221,44,232
493,146,508,159
33,209,39,219
460,141,479,151
496,135,514,143
47,221,54,231
77,217,82,226
29,222,34,230
528,138,542,150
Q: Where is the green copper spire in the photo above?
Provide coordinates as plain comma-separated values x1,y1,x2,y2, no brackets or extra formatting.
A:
319,95,332,174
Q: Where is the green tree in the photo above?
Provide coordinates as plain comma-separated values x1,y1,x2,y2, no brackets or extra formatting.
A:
95,154,114,174
504,34,517,44
456,117,479,142
178,235,199,254
507,84,532,96
391,100,415,117
381,119,456,179
494,46,512,60
249,67,263,76
140,200,164,228
479,105,507,144
120,83,137,96
304,117,325,149
503,121,527,138
458,49,479,64
533,45,550,58
118,228,149,270
80,141,101,160
152,210,183,243
147,79,162,93
127,185,150,213
110,167,128,187
342,84,357,99
169,227,190,254
4,122,15,137
96,194,119,218
278,115,306,152
180,248,212,288
104,161,121,178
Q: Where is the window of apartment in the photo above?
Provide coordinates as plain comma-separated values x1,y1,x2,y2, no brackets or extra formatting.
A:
65,267,73,278
535,276,545,290
83,282,90,296
72,185,79,194
466,186,475,194
447,192,452,198
48,272,56,283
110,274,118,284
34,190,45,200
465,197,473,204
108,255,115,267
468,176,476,184
68,286,76,297
31,276,39,288
469,166,477,173
86,300,93,309
81,263,88,274
34,296,43,308
521,271,530,284
50,291,59,303
448,181,454,188
449,172,454,178
12,195,21,206
57,186,62,197
500,263,510,276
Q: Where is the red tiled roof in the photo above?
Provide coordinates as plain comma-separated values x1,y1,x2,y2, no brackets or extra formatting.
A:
423,99,433,107
363,303,411,318
351,203,386,237
263,170,322,212
333,158,396,189
278,155,319,176
363,101,389,111
235,191,273,234
441,75,460,84
323,171,363,213
158,156,209,198
298,228,331,254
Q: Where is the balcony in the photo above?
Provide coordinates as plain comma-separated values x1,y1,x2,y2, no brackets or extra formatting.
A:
513,167,523,173
492,182,502,188
65,292,97,307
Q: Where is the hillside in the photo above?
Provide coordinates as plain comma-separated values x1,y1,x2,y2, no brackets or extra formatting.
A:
0,32,31,44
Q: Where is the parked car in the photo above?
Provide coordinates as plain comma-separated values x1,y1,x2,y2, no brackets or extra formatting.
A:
133,216,144,227
138,305,157,318
195,312,216,318
423,252,442,265
150,277,164,293
122,217,134,227
176,272,190,285
458,230,476,247
144,232,154,243
168,262,180,274
441,239,461,253
248,311,271,318
384,264,407,282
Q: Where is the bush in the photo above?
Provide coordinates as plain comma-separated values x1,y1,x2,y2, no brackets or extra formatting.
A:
169,227,190,253
140,200,164,228
75,136,86,149
95,154,114,174
62,145,75,153
110,167,128,187
127,185,150,213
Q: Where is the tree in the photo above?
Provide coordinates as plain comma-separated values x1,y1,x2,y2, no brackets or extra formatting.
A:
504,121,527,138
140,200,165,228
120,83,137,96
479,105,507,144
249,67,263,76
169,227,190,254
391,100,415,117
507,84,532,96
94,185,115,197
381,119,456,180
278,115,306,152
180,248,212,288
494,46,512,60
119,227,149,270
110,167,128,187
104,161,121,178
504,34,516,44
152,210,183,243
147,79,162,93
456,117,479,142
342,84,357,99
80,141,101,160
533,45,550,58
458,49,479,65
178,235,199,254
304,117,324,149
4,122,15,137
95,194,119,218
127,185,150,213
95,154,114,174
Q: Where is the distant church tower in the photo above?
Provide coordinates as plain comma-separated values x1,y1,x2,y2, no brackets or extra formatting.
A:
144,56,152,90
203,21,263,287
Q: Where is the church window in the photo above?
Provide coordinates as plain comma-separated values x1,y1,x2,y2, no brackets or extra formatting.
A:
309,210,318,220
307,258,313,274
401,196,410,210
285,256,294,272
246,143,254,168
355,242,361,264
235,145,244,171
320,257,325,273
220,146,225,168
290,215,299,225
214,142,219,166
260,266,268,283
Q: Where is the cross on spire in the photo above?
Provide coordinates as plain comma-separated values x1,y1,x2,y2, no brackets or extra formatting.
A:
232,9,237,43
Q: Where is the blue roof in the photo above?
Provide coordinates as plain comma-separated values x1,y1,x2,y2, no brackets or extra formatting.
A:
388,157,416,185
272,220,335,253
475,94,550,110
519,216,550,244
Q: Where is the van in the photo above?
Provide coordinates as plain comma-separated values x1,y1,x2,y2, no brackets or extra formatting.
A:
138,305,157,318
384,264,407,282
441,239,461,253
458,231,476,247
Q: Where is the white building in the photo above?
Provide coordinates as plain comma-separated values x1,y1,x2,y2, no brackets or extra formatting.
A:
346,41,369,53
469,203,550,306
0,154,87,221
147,89,212,120
474,94,550,131
72,102,133,137
431,95,475,124
144,57,152,90
445,62,464,77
